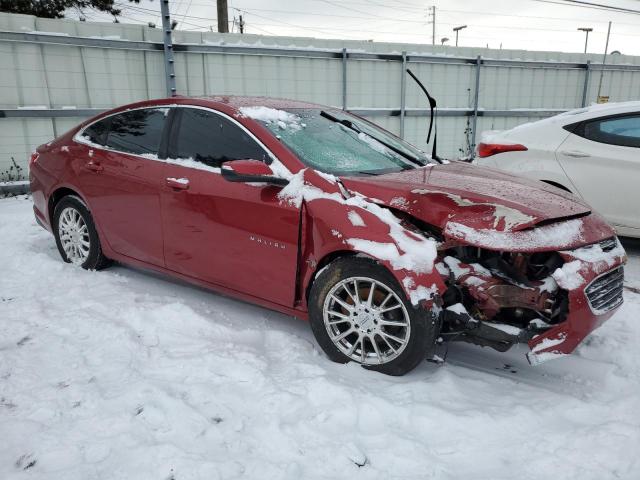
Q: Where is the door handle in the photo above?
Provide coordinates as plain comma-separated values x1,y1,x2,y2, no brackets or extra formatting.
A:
166,177,190,190
85,161,103,172
560,150,590,158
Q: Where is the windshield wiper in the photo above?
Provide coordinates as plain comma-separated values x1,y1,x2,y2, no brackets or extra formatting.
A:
320,110,424,167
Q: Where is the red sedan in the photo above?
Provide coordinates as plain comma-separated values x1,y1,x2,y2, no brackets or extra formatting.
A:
29,96,626,375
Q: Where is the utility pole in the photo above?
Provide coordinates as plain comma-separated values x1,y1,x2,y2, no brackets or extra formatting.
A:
428,6,436,45
160,0,177,97
453,25,467,47
578,27,593,53
596,21,612,101
217,0,229,33
239,14,245,34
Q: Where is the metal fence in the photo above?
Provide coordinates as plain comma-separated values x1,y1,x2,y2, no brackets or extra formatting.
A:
1,12,640,176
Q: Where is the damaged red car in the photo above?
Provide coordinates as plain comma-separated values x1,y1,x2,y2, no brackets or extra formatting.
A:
29,96,627,376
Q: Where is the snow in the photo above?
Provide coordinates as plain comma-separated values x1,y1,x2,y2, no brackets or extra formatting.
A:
445,217,585,251
531,333,568,354
566,237,626,266
347,210,365,227
26,30,70,37
389,196,409,209
446,303,468,315
2,196,640,479
164,157,221,174
539,275,559,293
552,260,585,290
402,278,438,307
443,256,470,278
238,106,302,131
280,170,438,274
412,189,535,230
166,177,189,186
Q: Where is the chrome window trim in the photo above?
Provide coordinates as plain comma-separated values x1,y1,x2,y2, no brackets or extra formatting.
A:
72,104,290,176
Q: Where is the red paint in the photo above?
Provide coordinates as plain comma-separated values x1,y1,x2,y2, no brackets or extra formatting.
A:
29,96,625,362
222,159,275,176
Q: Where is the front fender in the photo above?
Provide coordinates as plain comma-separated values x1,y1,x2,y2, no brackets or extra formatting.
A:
292,170,445,311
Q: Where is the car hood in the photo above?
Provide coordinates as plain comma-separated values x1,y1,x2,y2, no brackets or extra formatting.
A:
340,162,592,233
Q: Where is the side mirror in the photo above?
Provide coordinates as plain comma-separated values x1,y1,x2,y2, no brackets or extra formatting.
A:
221,159,288,187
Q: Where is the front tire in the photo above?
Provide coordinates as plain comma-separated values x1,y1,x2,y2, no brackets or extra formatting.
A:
308,256,439,376
53,195,110,270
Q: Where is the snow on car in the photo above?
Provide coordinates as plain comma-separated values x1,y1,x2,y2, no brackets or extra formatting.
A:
475,101,640,238
28,96,626,375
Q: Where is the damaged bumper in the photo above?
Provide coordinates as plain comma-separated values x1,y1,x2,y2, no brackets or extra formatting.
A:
526,254,625,365
436,235,626,365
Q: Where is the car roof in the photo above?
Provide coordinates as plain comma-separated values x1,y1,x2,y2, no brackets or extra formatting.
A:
555,100,640,122
188,95,325,110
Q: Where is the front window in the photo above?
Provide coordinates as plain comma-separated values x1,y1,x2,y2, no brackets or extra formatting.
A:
254,108,434,175
169,108,269,168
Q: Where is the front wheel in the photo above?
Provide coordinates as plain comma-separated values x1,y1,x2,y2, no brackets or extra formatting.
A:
53,195,110,270
308,257,439,376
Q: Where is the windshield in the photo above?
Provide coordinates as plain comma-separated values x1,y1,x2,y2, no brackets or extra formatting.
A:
253,108,434,175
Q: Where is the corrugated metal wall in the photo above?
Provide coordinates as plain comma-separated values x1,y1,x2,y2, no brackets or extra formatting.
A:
1,12,640,176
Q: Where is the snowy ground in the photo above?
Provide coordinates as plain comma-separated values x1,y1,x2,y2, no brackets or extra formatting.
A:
2,195,639,480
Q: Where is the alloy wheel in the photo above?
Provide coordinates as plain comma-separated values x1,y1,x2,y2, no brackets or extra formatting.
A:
58,206,90,265
323,276,411,365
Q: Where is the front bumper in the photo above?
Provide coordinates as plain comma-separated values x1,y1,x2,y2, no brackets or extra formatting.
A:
526,244,626,365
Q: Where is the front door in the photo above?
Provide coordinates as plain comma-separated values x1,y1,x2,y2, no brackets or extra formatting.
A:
160,107,300,306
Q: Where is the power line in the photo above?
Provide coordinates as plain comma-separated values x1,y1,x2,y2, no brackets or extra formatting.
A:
527,0,640,14
117,2,640,40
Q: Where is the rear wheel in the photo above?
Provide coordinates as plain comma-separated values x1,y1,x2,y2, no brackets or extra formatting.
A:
53,196,110,270
308,257,439,376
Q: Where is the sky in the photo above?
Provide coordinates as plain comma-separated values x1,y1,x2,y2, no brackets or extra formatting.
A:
71,0,640,56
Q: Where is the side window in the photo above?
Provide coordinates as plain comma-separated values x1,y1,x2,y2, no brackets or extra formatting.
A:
170,108,268,168
81,118,110,146
104,109,167,156
581,115,640,148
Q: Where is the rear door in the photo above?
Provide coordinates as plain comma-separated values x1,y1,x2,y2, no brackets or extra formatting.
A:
557,113,640,231
78,107,169,266
160,106,300,306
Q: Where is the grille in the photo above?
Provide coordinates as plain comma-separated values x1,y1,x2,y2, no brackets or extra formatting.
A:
598,237,618,252
585,266,624,314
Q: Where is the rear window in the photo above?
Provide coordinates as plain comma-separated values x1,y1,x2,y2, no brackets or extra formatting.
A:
103,108,168,156
568,114,640,148
81,118,110,146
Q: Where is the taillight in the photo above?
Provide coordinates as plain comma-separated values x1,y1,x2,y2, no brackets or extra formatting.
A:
29,152,39,168
477,142,528,158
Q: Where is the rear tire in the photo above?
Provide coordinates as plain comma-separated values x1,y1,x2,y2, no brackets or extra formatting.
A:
53,195,110,270
308,256,439,376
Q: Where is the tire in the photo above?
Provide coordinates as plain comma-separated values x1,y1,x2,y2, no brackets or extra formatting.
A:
53,195,111,270
308,256,440,376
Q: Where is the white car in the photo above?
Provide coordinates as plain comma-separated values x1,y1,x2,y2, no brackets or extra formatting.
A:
475,101,640,238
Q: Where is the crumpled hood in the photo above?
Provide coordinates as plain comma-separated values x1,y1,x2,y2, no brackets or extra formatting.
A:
340,162,592,233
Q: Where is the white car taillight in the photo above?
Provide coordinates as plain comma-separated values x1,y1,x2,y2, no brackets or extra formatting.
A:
477,142,528,158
